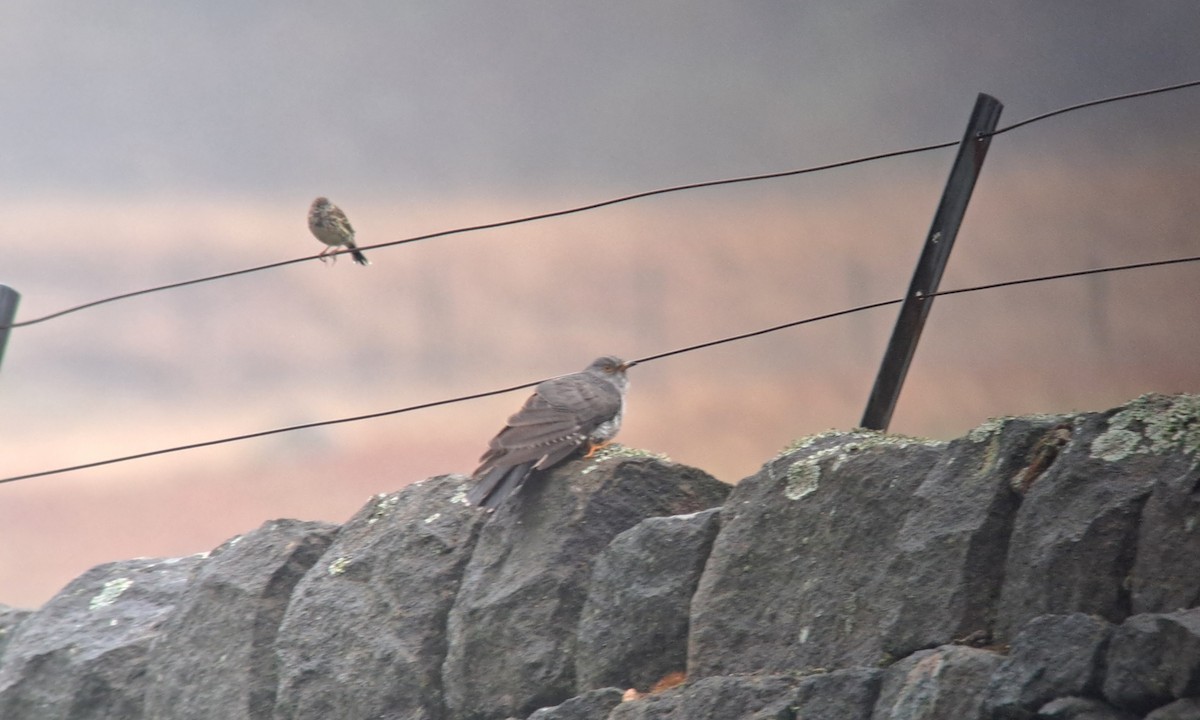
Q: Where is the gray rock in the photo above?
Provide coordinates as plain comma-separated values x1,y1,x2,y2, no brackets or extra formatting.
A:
0,604,31,664
869,645,1003,720
1102,608,1200,714
142,518,338,720
0,554,203,720
606,689,679,720
1128,397,1200,614
273,475,486,720
610,669,881,720
1035,696,1136,720
750,667,883,720
609,675,797,720
996,396,1199,640
880,417,1062,657
576,508,721,693
1145,698,1200,720
526,688,624,720
983,613,1113,720
689,431,946,676
442,452,730,720
1136,469,1200,614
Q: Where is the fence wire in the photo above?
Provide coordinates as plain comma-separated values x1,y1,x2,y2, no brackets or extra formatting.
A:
2,253,1196,485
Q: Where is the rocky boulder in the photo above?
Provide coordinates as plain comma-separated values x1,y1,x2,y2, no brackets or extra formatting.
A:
982,613,1114,719
0,555,203,719
576,507,722,693
143,518,339,720
273,475,485,720
689,430,948,675
442,450,730,719
994,397,1198,639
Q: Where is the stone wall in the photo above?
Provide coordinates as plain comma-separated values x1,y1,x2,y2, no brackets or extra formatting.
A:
1,393,1198,720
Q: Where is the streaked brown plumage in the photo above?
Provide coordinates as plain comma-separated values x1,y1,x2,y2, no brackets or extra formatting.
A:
308,197,369,265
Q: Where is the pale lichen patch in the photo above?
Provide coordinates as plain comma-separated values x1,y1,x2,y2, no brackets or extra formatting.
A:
1091,393,1200,462
366,493,400,524
782,429,940,459
781,429,857,456
89,577,133,610
327,556,352,576
784,461,821,500
779,431,944,500
966,413,1074,444
967,417,1008,445
579,444,669,475
1091,429,1142,463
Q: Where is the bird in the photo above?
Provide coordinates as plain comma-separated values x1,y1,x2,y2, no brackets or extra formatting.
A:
467,356,630,509
308,197,370,265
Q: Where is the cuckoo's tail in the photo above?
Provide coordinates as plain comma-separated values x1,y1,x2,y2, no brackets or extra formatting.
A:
349,244,370,265
467,462,535,508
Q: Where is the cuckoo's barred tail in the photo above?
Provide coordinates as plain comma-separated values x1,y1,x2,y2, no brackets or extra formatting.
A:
467,462,535,508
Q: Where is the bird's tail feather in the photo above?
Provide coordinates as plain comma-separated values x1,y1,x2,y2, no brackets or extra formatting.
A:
467,462,535,508
350,246,370,265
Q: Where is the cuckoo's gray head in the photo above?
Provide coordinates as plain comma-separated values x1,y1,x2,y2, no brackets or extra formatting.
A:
586,355,630,392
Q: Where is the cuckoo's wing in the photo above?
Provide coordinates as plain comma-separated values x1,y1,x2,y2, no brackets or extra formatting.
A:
471,373,623,479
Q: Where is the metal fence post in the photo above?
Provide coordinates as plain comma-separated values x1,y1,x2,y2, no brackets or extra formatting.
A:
0,285,19,372
860,93,1003,430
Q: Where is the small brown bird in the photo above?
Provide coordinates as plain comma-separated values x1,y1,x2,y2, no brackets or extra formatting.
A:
467,356,630,508
308,197,369,265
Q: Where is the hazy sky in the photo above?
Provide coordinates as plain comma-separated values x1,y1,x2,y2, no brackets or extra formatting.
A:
5,2,1198,196
1,3,1198,607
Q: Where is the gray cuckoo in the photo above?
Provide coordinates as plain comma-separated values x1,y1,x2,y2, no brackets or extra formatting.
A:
308,197,370,265
467,356,630,508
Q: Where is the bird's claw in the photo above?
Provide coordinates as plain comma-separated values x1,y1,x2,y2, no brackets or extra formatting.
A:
584,441,612,459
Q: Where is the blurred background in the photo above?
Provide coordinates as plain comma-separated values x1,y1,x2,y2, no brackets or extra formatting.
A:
2,1,1198,608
